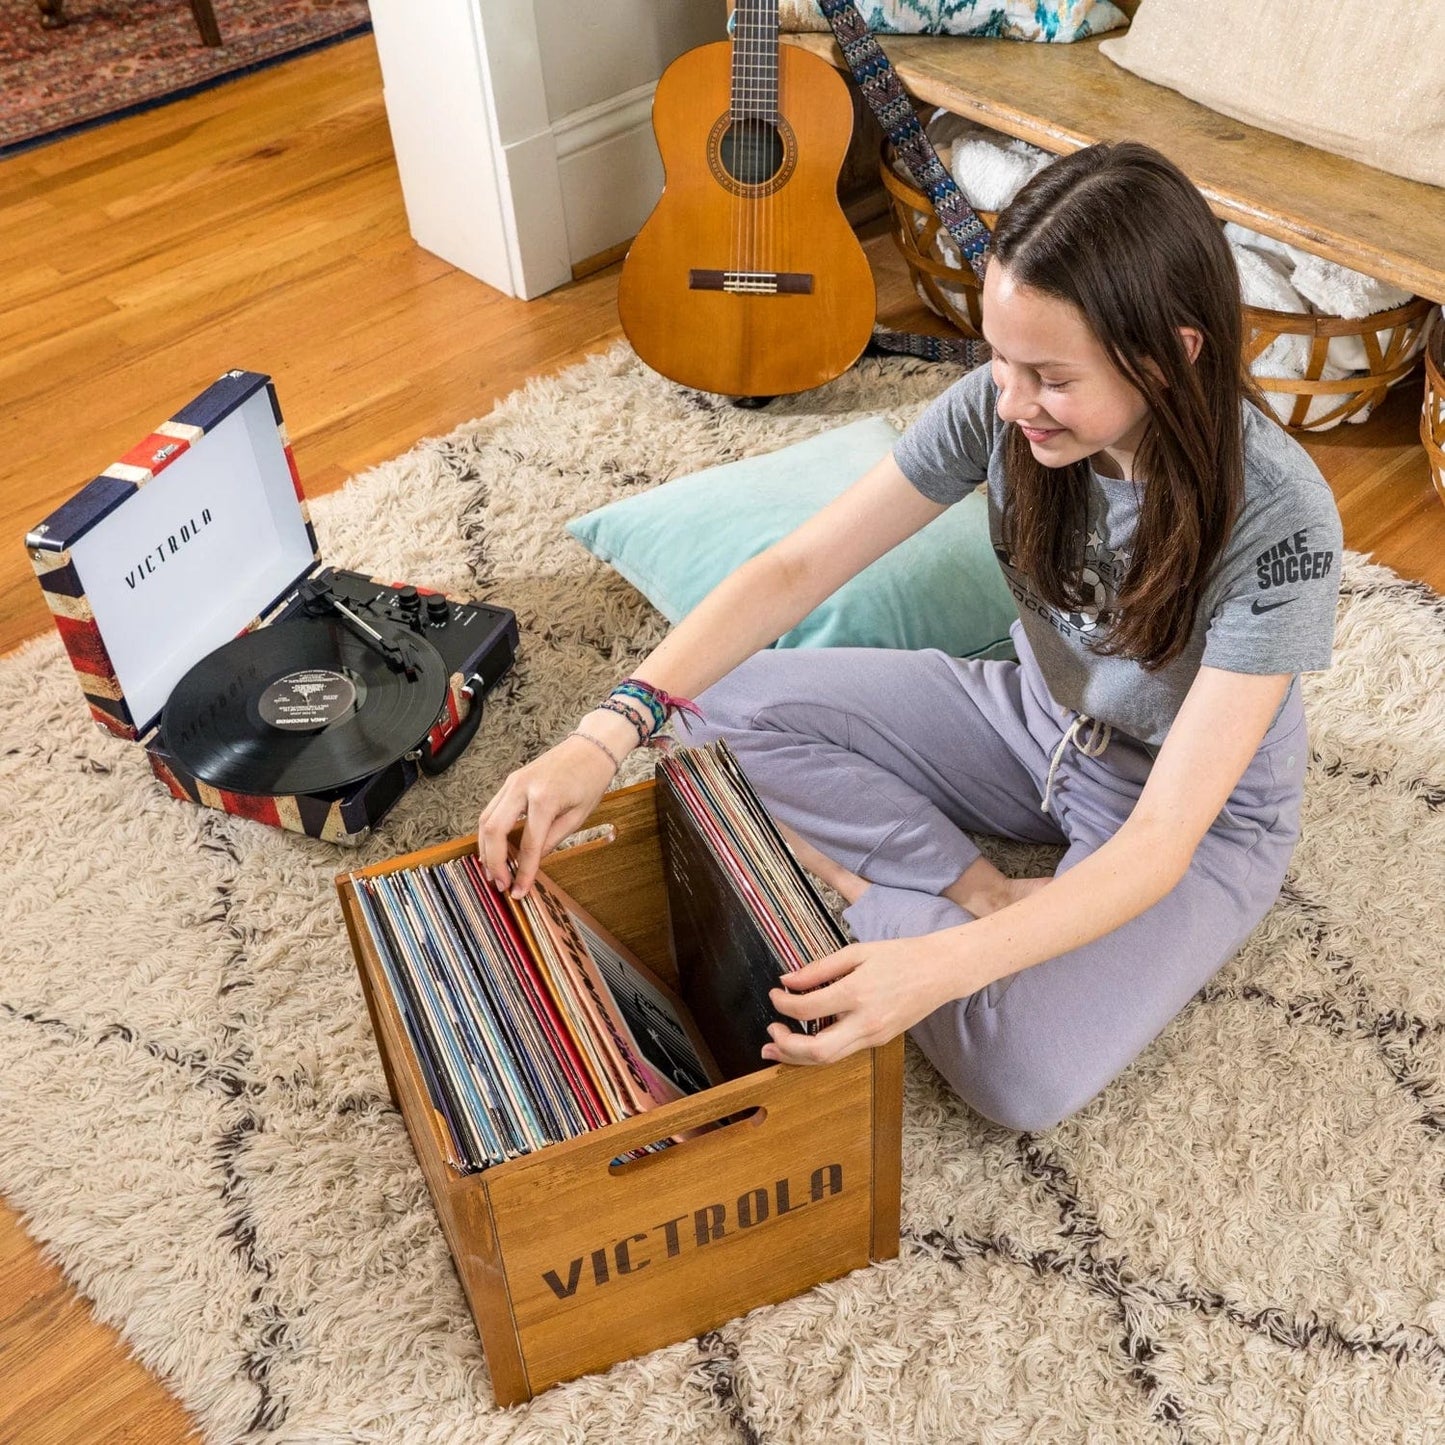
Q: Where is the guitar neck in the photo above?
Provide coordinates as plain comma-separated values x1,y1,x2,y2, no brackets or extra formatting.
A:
731,0,779,123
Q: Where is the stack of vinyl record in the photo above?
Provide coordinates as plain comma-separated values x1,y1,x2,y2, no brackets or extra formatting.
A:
351,854,716,1172
657,741,847,1080
352,741,848,1170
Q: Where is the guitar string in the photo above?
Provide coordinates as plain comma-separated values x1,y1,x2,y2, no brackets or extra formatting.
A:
732,4,780,294
766,0,774,286
756,2,771,287
743,1,749,286
744,0,752,287
764,0,771,285
761,0,771,286
739,1,749,287
767,1,778,291
763,0,770,288
729,3,736,290
757,0,764,283
751,0,762,285
773,1,780,290
773,1,780,292
727,3,736,292
740,0,748,284
747,0,756,284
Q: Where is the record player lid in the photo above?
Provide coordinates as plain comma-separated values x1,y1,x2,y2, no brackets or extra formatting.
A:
25,370,321,740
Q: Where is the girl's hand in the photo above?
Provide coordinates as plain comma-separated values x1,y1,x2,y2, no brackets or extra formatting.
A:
476,734,620,897
761,933,972,1066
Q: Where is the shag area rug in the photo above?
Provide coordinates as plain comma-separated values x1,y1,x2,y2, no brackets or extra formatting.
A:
2,345,1444,1444
0,0,370,157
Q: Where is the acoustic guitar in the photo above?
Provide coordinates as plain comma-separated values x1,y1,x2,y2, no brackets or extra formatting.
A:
618,0,876,399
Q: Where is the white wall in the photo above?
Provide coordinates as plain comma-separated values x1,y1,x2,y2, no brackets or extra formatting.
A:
534,1,724,117
370,0,726,298
544,0,725,266
369,0,532,294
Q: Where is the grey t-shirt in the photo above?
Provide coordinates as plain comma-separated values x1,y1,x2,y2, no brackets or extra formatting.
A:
893,364,1342,745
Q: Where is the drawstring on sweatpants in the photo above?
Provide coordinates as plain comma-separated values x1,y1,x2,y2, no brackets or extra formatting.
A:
1041,713,1112,814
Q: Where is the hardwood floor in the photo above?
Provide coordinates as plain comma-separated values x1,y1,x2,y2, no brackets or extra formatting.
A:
1,32,1441,1445
0,39,626,657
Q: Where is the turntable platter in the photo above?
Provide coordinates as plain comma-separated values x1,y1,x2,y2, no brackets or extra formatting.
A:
161,615,449,795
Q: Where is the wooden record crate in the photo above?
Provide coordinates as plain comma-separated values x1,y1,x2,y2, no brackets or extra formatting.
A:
337,779,904,1406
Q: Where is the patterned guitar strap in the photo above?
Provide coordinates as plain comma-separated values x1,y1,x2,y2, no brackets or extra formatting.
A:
816,0,991,367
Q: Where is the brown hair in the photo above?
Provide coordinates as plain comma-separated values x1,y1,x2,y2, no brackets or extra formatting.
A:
990,141,1259,670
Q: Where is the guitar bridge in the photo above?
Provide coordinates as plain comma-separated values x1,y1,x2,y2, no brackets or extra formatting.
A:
689,269,814,295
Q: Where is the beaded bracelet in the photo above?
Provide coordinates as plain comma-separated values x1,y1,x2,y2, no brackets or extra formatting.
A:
569,727,624,772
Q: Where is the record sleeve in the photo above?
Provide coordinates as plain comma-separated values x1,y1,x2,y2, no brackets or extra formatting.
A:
506,881,656,1117
348,842,721,1172
518,866,720,1105
657,742,846,1082
471,863,612,1133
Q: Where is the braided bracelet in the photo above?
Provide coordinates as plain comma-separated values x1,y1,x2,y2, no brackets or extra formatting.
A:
597,695,653,742
610,681,667,736
614,676,704,729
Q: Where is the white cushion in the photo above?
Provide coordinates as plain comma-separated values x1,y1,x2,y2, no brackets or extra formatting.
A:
1100,0,1445,189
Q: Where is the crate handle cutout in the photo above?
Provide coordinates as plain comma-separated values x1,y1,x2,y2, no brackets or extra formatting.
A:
551,821,617,854
607,1105,766,1175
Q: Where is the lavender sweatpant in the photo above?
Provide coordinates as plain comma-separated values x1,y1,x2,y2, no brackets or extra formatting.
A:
683,623,1307,1131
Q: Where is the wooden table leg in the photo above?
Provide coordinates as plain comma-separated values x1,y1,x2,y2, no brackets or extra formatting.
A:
36,0,221,44
189,0,223,47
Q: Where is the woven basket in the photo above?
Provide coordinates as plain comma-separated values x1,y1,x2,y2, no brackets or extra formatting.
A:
882,144,1431,433
1422,309,1445,508
1242,295,1433,431
880,152,995,339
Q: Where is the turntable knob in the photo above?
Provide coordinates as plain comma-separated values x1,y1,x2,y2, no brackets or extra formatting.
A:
426,594,450,626
398,585,421,613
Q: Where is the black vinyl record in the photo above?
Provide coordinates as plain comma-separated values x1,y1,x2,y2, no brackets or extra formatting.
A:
162,616,449,795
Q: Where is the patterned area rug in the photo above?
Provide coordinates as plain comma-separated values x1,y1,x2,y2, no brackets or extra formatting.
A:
0,0,370,156
2,345,1443,1443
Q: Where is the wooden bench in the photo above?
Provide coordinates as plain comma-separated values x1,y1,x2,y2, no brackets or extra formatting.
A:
783,30,1445,305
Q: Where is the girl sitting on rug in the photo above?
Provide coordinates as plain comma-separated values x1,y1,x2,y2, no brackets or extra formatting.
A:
476,141,1342,1132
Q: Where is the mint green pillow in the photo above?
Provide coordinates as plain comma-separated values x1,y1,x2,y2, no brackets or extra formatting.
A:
565,417,1017,659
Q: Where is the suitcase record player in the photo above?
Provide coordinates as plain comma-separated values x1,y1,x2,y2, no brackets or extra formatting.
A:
25,369,518,843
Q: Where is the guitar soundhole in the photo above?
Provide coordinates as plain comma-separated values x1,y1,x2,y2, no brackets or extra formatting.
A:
720,122,783,186
708,114,797,197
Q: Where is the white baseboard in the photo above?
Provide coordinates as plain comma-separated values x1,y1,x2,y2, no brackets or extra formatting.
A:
372,1,671,299
551,83,661,269
553,82,656,161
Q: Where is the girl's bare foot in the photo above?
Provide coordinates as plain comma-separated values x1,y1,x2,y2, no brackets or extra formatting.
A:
775,822,870,906
945,858,1053,918
999,875,1052,908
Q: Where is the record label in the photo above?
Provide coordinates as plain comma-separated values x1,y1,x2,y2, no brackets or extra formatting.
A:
258,669,358,731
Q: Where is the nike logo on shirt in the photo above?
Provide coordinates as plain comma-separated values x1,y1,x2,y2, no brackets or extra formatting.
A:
1251,596,1299,615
